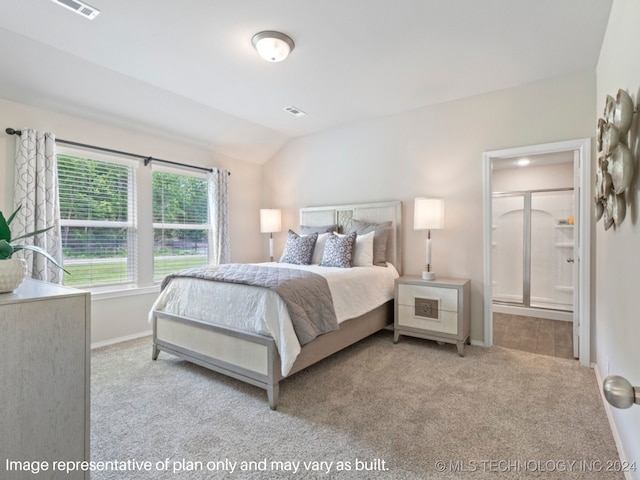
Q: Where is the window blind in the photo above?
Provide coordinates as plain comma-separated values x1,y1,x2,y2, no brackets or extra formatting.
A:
152,169,209,281
58,154,136,287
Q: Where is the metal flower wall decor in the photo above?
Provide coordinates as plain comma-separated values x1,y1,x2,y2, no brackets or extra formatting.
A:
595,89,638,230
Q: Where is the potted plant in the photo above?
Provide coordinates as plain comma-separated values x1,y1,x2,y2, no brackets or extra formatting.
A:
0,205,67,293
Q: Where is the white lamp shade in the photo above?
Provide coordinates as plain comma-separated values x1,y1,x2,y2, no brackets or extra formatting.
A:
414,198,444,230
260,209,282,233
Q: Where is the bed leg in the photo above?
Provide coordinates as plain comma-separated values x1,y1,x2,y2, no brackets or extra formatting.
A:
267,383,279,410
152,344,160,360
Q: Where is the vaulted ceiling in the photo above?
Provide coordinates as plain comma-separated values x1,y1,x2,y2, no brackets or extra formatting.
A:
0,0,612,163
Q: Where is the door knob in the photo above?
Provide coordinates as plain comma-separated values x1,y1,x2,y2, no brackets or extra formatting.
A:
602,375,640,409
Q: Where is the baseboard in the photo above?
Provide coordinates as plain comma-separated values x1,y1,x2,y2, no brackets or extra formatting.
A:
91,330,152,349
593,363,634,480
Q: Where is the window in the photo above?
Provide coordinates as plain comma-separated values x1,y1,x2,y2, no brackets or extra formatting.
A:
57,149,137,288
56,146,213,290
152,168,209,282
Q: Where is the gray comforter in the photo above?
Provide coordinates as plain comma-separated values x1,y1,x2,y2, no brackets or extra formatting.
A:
161,264,338,345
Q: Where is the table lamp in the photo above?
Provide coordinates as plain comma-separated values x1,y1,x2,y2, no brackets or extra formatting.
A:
260,209,282,261
414,198,444,280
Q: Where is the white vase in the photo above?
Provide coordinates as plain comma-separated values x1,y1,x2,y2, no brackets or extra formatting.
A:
0,258,28,293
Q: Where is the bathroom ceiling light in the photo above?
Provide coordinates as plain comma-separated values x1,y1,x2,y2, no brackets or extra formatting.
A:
517,158,531,166
252,31,295,62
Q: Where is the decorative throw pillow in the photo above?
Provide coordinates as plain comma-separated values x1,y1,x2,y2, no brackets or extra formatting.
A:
310,232,330,264
279,230,318,265
348,219,392,266
351,231,375,266
299,224,338,234
320,232,357,268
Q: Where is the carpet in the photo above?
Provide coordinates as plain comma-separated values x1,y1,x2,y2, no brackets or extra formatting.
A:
90,331,622,479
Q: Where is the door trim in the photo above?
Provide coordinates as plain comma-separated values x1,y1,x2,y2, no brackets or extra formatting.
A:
482,138,591,367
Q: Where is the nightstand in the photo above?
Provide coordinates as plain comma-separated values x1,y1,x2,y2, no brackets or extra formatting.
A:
394,276,470,356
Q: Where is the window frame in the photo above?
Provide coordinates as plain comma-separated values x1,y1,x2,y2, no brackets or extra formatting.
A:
151,164,211,283
56,146,214,294
56,145,139,291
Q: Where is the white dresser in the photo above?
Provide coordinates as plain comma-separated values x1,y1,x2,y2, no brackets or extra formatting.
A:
0,279,90,480
394,276,470,356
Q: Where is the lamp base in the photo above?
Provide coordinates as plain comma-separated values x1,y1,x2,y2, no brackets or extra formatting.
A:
422,271,435,281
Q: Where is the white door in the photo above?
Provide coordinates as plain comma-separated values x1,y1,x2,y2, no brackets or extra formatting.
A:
572,152,581,358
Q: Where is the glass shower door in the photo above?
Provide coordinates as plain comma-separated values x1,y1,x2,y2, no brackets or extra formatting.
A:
493,189,574,312
530,190,574,311
492,194,525,304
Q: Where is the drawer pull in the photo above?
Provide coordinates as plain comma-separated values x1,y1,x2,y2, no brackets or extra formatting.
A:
415,297,439,319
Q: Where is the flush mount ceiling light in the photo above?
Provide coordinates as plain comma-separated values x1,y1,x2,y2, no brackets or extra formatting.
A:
252,31,295,62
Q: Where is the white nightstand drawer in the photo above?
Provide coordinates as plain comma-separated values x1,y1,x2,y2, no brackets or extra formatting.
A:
397,283,459,312
394,276,470,356
397,304,458,335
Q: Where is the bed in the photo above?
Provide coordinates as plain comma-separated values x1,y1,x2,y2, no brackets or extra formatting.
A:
150,201,402,409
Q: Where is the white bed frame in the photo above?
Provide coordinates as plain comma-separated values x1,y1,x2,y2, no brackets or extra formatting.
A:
151,201,402,409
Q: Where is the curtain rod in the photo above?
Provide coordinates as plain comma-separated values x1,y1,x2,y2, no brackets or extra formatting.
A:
4,128,229,175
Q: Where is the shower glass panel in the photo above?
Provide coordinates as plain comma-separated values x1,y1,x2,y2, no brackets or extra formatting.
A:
530,190,574,311
492,194,525,304
492,189,574,312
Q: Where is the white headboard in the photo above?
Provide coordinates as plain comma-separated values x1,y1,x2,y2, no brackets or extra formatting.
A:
299,201,403,274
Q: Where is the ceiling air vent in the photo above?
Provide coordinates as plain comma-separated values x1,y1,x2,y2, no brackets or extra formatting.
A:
283,106,307,117
51,0,100,19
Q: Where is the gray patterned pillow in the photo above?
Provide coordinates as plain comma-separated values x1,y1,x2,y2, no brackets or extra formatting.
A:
348,219,392,266
279,230,318,265
320,232,356,268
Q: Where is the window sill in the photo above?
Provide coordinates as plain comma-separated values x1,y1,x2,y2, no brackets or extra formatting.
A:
88,284,160,301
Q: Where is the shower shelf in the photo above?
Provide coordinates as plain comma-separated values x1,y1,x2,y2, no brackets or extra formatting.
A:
555,224,574,229
554,242,574,247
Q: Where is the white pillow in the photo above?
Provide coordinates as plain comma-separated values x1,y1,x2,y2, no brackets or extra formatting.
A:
314,231,374,266
311,232,330,264
351,231,375,266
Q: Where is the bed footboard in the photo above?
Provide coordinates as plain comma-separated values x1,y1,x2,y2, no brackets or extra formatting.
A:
152,311,281,409
152,300,393,409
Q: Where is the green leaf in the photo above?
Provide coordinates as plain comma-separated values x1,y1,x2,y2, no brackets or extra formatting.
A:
6,205,21,225
12,225,54,242
0,212,10,243
0,239,14,259
12,245,70,275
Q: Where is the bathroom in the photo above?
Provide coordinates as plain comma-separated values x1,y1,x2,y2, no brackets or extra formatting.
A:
491,152,576,359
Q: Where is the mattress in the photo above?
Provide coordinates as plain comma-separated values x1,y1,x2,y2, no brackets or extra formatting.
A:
150,262,399,376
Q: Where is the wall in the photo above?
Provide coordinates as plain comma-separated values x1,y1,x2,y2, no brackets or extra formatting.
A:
263,71,595,344
0,97,264,345
492,162,574,192
596,0,640,470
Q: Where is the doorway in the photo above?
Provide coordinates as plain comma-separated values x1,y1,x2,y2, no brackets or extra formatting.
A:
483,139,591,366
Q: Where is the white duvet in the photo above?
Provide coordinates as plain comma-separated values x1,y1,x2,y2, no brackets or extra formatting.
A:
149,262,399,376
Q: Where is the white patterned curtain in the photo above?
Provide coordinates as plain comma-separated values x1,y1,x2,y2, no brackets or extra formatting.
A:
13,129,63,284
208,168,230,264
